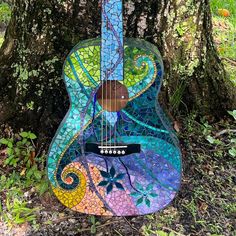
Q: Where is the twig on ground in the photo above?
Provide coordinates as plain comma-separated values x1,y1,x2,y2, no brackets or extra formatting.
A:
215,129,236,137
77,220,124,233
123,217,140,233
222,57,236,66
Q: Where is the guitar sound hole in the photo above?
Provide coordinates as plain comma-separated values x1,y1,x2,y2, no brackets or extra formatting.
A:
97,80,129,112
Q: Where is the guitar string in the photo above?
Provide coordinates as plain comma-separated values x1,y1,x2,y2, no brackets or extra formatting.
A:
103,0,108,152
115,3,118,147
110,13,115,152
106,0,109,151
119,2,122,148
109,12,112,153
101,0,104,151
118,1,123,147
106,2,109,152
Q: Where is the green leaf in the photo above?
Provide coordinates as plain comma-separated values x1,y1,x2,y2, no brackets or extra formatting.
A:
206,135,215,144
29,133,37,140
7,141,13,148
91,224,96,234
15,217,26,224
20,132,28,138
230,139,236,144
7,148,13,155
4,157,11,166
14,147,20,155
38,182,49,195
0,138,8,145
229,148,236,157
156,230,168,236
90,215,96,224
1,175,6,182
136,197,144,206
26,168,34,179
228,110,236,120
34,170,42,180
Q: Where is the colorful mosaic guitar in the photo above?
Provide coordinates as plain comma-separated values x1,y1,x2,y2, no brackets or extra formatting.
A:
47,0,182,216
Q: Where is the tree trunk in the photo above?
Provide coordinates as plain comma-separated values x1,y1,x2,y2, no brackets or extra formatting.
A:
0,0,235,140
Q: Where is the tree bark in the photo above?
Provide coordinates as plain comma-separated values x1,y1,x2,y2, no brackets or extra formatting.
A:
0,0,235,140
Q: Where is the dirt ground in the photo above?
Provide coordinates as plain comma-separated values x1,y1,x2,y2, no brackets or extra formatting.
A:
1,115,234,236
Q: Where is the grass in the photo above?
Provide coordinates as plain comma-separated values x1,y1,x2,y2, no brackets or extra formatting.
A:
0,34,3,46
211,0,236,85
0,2,11,24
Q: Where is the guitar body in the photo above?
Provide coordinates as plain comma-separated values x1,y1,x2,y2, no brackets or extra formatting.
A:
47,1,182,216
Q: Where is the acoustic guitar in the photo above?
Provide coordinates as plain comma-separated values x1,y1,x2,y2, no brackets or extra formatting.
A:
47,0,182,216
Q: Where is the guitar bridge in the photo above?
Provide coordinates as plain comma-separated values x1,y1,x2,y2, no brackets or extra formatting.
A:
85,143,141,157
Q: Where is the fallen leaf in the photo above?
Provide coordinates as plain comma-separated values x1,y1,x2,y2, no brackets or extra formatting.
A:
174,121,181,132
198,201,208,212
218,9,230,17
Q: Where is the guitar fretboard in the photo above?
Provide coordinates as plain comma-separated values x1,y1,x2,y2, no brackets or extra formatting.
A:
101,0,124,81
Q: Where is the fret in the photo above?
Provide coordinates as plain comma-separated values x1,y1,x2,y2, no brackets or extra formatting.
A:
101,0,124,81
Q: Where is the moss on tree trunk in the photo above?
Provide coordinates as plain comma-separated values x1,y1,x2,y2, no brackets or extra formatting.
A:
0,0,235,140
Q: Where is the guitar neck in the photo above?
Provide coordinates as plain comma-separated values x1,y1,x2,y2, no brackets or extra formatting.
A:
101,0,124,81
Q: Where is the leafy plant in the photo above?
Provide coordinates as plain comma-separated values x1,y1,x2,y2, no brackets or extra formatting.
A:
0,130,49,227
228,110,236,120
89,216,100,234
0,131,36,167
142,224,177,236
4,198,37,225
1,187,39,228
228,139,236,157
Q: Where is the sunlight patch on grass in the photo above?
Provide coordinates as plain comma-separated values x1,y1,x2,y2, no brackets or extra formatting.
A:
211,0,236,59
224,60,236,86
211,0,236,87
213,17,236,59
0,2,11,24
0,35,4,47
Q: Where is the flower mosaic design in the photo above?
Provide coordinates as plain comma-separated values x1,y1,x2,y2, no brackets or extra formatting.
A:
98,166,125,194
130,183,158,207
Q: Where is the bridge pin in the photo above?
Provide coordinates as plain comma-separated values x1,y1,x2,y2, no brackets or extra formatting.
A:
100,150,104,154
113,150,117,154
109,150,112,154
122,150,125,155
105,150,108,154
118,151,121,155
